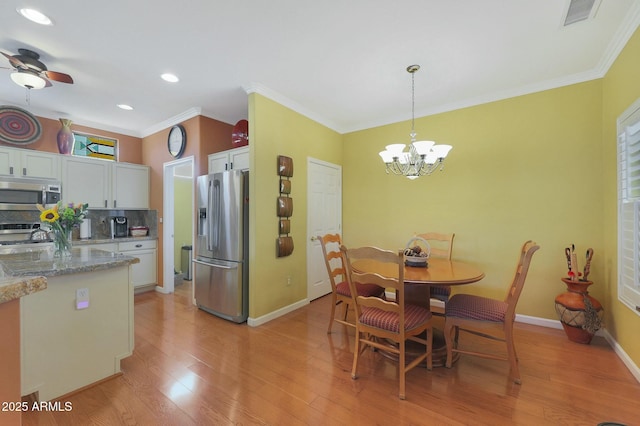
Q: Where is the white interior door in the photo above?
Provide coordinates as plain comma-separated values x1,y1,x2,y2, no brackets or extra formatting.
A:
307,158,342,301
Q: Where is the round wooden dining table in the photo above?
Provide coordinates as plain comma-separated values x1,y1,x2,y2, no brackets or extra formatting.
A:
353,257,484,286
352,257,485,367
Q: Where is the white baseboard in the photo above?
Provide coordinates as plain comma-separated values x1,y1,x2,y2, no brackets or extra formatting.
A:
516,314,639,383
601,328,640,383
154,285,172,294
247,298,309,327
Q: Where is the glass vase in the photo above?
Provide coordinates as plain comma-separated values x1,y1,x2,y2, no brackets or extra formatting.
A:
53,226,73,258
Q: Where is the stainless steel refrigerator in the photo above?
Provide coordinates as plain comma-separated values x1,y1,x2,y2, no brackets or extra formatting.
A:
194,170,249,323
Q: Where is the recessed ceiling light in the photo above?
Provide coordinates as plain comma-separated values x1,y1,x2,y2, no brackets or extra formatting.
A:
117,104,134,111
17,8,53,25
161,73,179,83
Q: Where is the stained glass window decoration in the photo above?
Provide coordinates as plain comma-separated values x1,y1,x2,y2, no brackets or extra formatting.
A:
71,132,117,161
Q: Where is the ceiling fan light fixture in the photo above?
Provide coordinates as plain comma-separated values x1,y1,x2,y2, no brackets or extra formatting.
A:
11,71,46,89
161,73,179,83
17,8,53,25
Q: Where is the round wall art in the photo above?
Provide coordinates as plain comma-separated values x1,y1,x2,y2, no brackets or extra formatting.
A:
0,105,42,145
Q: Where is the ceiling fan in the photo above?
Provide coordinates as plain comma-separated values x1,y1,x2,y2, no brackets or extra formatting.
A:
1,48,73,90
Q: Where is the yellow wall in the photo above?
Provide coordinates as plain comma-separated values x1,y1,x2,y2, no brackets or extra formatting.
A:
602,27,640,363
248,94,343,318
173,175,193,273
343,81,604,319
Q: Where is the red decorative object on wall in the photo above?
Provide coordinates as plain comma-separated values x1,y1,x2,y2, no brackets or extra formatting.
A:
231,119,248,147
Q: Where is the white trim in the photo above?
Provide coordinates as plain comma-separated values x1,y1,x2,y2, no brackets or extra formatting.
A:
162,156,195,296
602,328,640,383
246,298,309,327
142,108,202,138
244,83,343,133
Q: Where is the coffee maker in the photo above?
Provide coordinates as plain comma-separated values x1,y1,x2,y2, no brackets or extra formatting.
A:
110,216,128,238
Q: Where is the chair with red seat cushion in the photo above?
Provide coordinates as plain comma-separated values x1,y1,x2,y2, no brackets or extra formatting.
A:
319,234,385,333
444,240,540,384
341,245,433,400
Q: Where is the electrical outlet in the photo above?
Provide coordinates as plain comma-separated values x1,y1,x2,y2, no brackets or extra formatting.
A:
76,288,89,310
286,276,292,286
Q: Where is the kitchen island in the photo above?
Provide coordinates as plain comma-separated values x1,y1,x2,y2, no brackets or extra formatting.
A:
0,248,139,402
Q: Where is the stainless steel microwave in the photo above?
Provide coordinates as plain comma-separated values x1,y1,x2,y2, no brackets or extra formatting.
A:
0,175,61,210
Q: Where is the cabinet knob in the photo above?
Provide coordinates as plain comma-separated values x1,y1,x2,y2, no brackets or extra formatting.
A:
135,244,142,248
9,166,13,175
23,167,27,176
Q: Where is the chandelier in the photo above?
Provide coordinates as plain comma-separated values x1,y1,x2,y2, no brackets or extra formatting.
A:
379,65,452,180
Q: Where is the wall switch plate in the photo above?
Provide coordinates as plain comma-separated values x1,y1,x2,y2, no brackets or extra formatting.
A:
76,288,89,310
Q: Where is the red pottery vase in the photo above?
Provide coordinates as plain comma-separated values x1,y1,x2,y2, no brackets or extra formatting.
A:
555,278,603,344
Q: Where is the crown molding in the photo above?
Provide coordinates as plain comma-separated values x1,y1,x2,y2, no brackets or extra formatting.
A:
243,82,346,133
594,1,640,77
141,107,202,138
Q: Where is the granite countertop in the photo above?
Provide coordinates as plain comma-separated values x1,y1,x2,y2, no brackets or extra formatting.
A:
0,275,47,304
72,236,157,246
0,248,140,278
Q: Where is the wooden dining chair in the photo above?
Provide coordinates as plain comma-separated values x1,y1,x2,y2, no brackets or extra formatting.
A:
318,234,385,333
444,240,540,384
415,232,455,315
341,245,433,400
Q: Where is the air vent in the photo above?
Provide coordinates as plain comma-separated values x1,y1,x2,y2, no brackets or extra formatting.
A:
564,0,600,26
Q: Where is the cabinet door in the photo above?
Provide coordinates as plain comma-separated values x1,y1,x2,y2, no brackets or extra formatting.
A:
128,250,157,287
21,151,61,179
62,157,111,207
112,163,150,209
0,147,16,175
208,152,229,174
229,147,249,171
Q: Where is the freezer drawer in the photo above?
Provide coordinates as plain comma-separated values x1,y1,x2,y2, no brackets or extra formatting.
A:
194,258,247,323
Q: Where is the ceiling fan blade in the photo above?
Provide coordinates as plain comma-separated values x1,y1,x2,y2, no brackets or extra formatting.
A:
1,51,28,70
43,70,73,84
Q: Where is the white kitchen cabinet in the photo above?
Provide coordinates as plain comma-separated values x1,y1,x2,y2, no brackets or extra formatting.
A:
62,156,111,207
208,146,249,173
62,157,149,209
112,163,150,209
118,239,157,290
0,146,61,179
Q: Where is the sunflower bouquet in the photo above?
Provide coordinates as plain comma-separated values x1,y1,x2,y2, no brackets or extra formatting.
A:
38,202,89,257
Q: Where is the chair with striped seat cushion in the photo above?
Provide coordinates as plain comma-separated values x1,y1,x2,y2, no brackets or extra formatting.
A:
319,234,385,333
444,240,540,384
341,245,433,400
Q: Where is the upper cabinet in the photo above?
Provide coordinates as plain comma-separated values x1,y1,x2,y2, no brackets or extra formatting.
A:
0,146,61,179
62,157,149,209
112,162,150,209
208,146,249,174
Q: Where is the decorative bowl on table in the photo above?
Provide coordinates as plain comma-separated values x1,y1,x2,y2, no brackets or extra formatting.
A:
404,237,430,267
129,226,149,237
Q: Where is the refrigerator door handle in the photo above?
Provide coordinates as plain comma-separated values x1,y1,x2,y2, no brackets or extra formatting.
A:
193,259,235,270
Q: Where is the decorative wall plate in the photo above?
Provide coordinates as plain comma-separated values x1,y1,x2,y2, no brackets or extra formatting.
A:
0,105,42,145
277,196,293,217
232,119,249,147
277,155,293,177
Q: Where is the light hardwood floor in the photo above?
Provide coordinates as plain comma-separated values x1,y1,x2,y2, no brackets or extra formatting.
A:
22,281,640,425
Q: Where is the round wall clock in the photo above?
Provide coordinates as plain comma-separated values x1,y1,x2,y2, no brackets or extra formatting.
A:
167,124,186,158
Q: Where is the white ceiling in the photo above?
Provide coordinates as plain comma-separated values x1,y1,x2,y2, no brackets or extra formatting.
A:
1,0,639,138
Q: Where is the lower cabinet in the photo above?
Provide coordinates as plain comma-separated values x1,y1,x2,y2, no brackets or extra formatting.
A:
77,240,157,290
117,240,157,291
